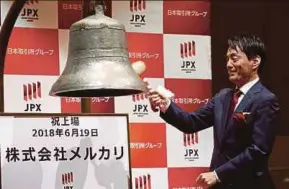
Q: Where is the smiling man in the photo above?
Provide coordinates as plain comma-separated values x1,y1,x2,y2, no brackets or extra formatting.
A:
147,34,280,189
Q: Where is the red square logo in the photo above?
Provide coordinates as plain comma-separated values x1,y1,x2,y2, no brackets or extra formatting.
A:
58,1,82,29
5,28,59,75
129,123,167,168
168,167,210,189
165,79,212,112
132,174,152,189
127,33,164,78
163,1,210,35
61,97,114,113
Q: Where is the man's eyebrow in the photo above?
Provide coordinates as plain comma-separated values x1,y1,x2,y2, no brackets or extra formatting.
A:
226,53,239,57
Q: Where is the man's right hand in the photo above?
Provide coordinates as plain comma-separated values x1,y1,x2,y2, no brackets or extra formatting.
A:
147,88,172,113
144,78,174,113
147,89,165,112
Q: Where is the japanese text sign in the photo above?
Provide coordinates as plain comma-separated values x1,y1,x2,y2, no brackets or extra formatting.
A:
0,114,131,189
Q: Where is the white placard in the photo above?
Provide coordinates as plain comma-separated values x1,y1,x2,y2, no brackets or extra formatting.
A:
0,114,131,189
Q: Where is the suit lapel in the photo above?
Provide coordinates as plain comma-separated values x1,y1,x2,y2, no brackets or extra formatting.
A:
235,81,263,113
234,93,253,113
219,81,263,143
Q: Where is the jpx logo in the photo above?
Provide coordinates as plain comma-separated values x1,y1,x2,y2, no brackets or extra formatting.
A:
129,0,146,27
132,93,149,117
62,172,74,189
183,133,199,161
26,0,38,4
20,0,39,22
180,41,196,73
134,174,151,189
23,81,42,112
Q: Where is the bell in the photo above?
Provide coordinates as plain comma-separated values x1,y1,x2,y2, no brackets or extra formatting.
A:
49,5,148,97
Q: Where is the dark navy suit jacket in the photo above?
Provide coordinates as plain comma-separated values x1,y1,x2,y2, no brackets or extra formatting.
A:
160,81,280,189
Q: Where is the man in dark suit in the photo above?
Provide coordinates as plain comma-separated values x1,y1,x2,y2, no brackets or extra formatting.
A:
147,34,280,189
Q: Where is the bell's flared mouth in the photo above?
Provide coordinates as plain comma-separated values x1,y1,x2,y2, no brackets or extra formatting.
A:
50,88,145,98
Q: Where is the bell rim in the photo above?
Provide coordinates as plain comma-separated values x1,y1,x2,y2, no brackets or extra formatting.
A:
49,88,148,98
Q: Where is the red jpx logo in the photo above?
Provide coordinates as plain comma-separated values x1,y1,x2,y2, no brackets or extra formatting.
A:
184,133,199,159
129,0,146,26
23,81,41,101
180,41,196,71
132,93,148,102
180,41,196,59
25,0,39,5
134,174,151,189
183,133,199,147
132,94,149,114
62,172,73,185
21,0,39,23
130,0,146,12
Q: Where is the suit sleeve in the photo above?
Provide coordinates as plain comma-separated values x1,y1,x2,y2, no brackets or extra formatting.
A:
215,95,280,181
159,94,217,133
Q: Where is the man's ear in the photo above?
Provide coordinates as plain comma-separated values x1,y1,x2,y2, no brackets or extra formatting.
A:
251,55,261,70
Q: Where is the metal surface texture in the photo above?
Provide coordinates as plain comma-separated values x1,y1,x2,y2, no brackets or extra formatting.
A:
49,4,148,97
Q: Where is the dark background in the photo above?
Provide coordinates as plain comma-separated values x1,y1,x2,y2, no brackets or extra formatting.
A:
211,1,289,135
211,2,289,188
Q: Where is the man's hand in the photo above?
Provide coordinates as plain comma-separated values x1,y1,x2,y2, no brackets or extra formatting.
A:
144,78,174,113
147,88,169,112
196,171,218,188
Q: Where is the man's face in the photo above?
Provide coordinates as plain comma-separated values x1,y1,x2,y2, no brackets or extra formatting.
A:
226,46,258,86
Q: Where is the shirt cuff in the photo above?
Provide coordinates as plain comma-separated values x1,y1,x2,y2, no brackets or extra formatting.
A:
214,171,221,182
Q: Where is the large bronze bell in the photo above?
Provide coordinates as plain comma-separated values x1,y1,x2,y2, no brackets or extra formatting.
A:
49,4,148,97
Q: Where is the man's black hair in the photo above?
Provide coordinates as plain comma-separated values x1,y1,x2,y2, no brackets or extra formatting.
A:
227,34,266,73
